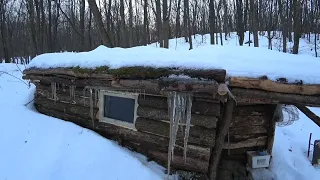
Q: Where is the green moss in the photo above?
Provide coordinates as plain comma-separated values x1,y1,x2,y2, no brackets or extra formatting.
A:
109,66,171,79
71,66,109,74
70,66,173,79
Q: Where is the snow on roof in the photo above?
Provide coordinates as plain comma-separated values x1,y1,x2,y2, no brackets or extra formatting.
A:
26,45,320,84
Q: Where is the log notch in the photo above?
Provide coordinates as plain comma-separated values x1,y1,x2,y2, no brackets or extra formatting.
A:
229,77,320,95
208,91,236,180
296,105,320,127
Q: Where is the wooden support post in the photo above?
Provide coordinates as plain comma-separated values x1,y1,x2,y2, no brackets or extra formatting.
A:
296,105,320,127
207,91,236,180
267,104,280,154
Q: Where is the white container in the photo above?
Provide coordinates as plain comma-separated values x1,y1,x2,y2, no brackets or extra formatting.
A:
247,151,271,169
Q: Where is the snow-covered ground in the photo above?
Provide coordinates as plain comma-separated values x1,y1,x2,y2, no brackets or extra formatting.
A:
271,107,320,180
1,32,319,180
0,63,170,180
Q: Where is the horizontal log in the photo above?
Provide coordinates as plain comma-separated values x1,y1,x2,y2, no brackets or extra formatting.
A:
24,75,112,87
24,67,226,82
229,77,320,96
35,105,94,128
135,117,216,147
112,79,219,94
232,88,320,106
223,136,267,149
148,150,209,173
137,106,218,129
138,95,221,116
23,68,114,79
232,104,275,117
122,140,210,161
35,96,98,120
230,115,268,127
228,126,268,137
36,84,221,116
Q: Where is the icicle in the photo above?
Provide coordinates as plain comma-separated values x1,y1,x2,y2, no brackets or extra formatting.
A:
83,88,87,106
51,82,57,101
89,88,94,129
167,91,176,177
94,88,98,106
183,94,193,162
167,91,193,176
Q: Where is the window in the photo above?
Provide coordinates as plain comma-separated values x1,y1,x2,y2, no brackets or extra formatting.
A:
99,90,138,130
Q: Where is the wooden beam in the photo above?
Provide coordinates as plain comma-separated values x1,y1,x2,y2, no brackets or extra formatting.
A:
232,88,320,106
296,105,320,127
207,92,236,180
229,77,320,96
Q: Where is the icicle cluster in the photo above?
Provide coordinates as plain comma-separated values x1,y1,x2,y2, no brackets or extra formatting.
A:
69,85,76,101
89,88,94,129
51,82,57,101
167,91,193,176
83,86,101,130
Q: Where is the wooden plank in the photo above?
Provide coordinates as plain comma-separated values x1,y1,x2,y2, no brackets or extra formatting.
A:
229,77,320,95
232,88,320,106
137,106,218,129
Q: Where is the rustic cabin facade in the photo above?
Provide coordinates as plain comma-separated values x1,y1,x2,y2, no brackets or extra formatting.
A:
23,66,320,180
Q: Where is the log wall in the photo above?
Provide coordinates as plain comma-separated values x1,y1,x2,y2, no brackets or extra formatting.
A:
26,72,276,178
33,82,220,173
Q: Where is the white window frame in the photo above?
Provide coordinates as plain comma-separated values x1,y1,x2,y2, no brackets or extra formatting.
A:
99,90,139,130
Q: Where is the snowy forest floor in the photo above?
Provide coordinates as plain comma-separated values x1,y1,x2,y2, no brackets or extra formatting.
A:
0,63,173,180
1,32,320,180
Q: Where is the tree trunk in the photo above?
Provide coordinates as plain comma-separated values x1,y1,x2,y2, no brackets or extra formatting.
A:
185,0,192,49
128,0,133,47
163,0,169,48
143,0,149,45
292,0,301,54
87,0,113,47
47,0,52,52
26,0,39,57
176,0,182,38
209,0,215,45
250,0,259,47
79,0,85,51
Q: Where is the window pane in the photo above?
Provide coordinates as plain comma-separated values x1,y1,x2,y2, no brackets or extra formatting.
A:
104,95,135,123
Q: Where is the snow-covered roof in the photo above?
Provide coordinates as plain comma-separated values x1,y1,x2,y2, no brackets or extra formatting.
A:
26,45,320,84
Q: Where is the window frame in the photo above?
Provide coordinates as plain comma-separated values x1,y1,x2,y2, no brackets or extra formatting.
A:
98,90,139,130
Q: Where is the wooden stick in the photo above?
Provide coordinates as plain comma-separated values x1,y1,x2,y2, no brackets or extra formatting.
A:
308,133,312,158
296,105,320,127
207,92,236,180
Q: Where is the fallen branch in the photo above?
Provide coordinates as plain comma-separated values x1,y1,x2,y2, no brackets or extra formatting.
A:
0,71,30,88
